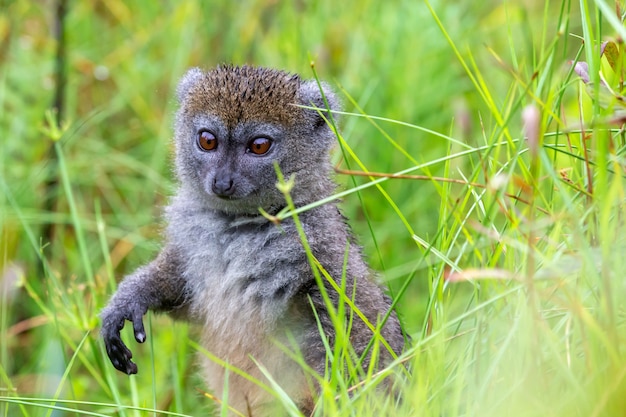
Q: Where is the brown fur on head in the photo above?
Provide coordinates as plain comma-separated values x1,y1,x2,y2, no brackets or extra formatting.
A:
177,65,303,128
173,64,342,214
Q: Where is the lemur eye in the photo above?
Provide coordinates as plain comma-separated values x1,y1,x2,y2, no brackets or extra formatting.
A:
197,130,217,151
247,137,272,155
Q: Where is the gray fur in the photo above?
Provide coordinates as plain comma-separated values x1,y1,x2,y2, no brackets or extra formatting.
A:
176,67,203,103
100,65,405,416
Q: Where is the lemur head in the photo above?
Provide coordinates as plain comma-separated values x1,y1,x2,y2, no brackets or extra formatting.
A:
173,65,341,215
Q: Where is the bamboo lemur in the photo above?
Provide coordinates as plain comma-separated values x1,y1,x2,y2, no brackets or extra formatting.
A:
100,65,405,416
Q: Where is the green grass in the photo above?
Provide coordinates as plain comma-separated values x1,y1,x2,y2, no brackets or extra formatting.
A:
3,0,626,415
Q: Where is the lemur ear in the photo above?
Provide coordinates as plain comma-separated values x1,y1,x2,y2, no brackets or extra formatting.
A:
298,80,342,128
177,68,204,103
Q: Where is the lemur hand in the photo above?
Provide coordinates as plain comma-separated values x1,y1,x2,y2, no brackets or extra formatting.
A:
101,302,148,375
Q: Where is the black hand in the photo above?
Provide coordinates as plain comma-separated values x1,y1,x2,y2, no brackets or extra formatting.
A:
101,304,147,375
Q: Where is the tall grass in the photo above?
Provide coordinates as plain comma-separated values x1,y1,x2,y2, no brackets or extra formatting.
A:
2,0,626,415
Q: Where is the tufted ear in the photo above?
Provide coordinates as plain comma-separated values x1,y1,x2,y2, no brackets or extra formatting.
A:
298,80,342,128
176,68,204,103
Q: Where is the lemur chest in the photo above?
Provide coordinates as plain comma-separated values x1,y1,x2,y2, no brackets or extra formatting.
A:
181,220,290,344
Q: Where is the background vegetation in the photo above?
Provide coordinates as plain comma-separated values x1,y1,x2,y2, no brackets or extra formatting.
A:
2,0,626,415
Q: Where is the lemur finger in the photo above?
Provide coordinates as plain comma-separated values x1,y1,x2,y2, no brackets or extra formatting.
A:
132,309,146,343
106,336,138,375
102,317,134,372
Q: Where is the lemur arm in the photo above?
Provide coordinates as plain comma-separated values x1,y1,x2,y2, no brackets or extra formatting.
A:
100,245,188,374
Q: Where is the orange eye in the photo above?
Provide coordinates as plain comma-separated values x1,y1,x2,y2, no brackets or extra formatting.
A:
247,137,272,155
197,130,217,151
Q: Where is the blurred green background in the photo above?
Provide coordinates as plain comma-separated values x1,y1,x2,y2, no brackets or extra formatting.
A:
1,0,574,315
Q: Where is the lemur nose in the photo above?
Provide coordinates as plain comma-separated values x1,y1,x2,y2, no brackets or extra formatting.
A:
212,175,235,198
